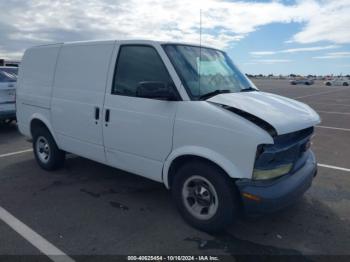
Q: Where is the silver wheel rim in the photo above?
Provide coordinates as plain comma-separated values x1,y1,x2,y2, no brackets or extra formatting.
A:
36,136,51,164
182,175,219,220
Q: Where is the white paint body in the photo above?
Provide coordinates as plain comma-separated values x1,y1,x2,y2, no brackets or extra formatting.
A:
16,40,321,188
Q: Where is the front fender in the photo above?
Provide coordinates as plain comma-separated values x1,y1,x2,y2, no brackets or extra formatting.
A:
162,145,244,189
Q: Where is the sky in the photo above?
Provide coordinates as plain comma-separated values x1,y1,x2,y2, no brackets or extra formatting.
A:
0,0,349,75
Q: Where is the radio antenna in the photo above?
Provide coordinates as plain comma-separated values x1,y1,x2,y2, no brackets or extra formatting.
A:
199,9,202,97
200,9,202,49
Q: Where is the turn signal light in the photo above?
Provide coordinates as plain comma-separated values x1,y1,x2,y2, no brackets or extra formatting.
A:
242,192,261,202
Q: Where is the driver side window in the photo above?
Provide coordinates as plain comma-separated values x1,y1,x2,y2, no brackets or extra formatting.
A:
112,45,174,98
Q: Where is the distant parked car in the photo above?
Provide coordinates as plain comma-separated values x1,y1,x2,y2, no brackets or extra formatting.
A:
0,70,17,124
290,79,314,85
324,78,349,86
0,66,18,78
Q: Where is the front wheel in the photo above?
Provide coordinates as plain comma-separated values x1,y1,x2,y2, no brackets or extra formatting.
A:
172,161,240,233
33,127,65,170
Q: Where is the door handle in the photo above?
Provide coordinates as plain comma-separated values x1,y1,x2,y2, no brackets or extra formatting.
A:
105,109,110,122
94,107,100,120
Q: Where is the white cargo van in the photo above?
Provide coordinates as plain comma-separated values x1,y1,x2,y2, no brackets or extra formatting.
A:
16,40,320,232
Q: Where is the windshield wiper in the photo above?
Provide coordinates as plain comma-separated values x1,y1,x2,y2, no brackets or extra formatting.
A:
199,89,231,100
240,87,257,92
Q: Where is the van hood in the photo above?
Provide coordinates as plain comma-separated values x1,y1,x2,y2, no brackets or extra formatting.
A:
208,91,321,135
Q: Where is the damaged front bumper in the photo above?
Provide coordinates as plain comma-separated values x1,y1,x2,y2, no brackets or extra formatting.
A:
236,150,317,216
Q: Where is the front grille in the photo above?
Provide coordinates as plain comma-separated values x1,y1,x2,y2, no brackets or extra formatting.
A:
273,127,314,145
255,127,314,171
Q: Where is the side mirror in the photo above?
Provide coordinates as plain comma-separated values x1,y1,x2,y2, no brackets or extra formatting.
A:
136,81,177,101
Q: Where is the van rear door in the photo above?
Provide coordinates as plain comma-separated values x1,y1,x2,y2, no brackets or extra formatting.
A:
51,42,115,163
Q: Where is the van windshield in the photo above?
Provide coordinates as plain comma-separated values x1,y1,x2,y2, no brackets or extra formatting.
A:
163,44,258,100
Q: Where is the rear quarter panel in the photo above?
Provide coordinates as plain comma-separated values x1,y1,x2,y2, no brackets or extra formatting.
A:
16,44,62,138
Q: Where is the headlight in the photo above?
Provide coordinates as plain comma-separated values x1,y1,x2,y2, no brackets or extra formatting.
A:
253,163,293,180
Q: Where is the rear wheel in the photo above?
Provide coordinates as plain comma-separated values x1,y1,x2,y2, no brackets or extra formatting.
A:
33,127,65,170
343,82,349,86
172,160,240,233
326,82,331,86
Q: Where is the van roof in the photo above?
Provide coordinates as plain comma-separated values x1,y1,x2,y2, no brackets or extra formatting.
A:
28,39,216,51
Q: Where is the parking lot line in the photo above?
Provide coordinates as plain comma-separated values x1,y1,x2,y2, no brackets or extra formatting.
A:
0,206,75,262
294,89,348,99
0,149,32,158
316,125,350,132
317,111,350,115
318,164,350,173
308,102,350,107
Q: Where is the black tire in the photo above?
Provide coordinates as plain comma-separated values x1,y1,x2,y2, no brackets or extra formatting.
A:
326,82,331,86
343,82,349,86
172,160,241,233
32,127,65,170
